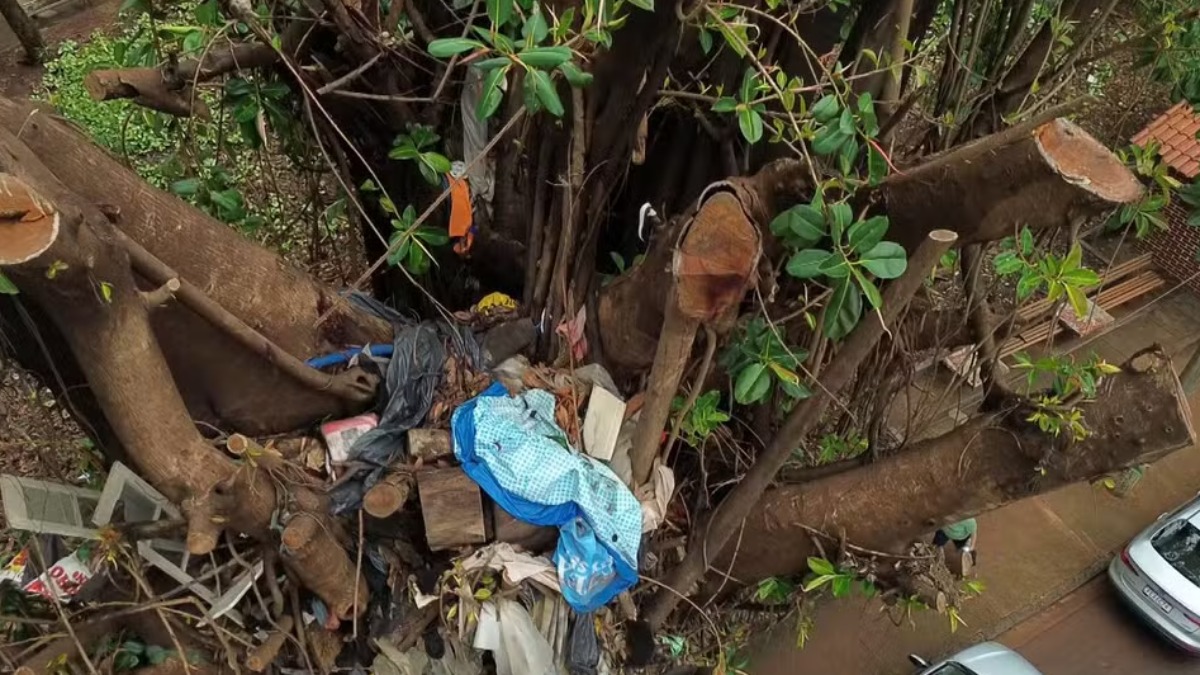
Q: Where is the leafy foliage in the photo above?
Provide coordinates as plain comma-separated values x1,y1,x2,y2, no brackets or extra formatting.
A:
720,317,810,407
994,230,1100,318
362,180,450,275
1012,351,1120,440
388,124,453,185
815,431,868,464
671,390,730,447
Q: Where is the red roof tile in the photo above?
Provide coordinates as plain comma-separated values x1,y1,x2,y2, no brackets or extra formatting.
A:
1134,102,1200,178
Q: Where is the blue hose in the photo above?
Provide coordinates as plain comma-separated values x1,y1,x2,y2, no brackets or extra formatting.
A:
306,344,394,369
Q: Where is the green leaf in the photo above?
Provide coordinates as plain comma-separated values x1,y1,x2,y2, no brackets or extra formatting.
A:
478,66,508,119
522,6,549,45
811,94,839,124
852,267,882,308
838,135,859,175
99,281,114,303
558,61,593,87
831,575,852,598
823,277,862,340
474,56,514,70
712,97,738,113
739,68,757,103
829,203,852,241
993,252,1024,275
807,557,836,576
194,0,219,25
786,249,833,279
170,177,201,197
387,232,410,267
1062,242,1083,272
627,0,653,9
838,106,855,135
848,216,887,252
388,144,420,160
518,46,572,68
734,363,771,404
0,273,17,295
1060,268,1100,288
698,27,713,54
1065,284,1090,318
803,574,838,592
857,93,879,136
738,107,763,144
145,645,170,666
526,68,564,116
421,152,452,176
1016,271,1041,299
209,189,245,219
811,125,849,156
1019,226,1034,255
487,0,513,26
860,241,907,279
415,226,451,246
182,30,204,55
867,143,887,185
818,253,850,278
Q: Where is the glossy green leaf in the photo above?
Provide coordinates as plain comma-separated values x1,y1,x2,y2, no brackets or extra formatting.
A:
428,38,484,58
818,253,850,278
860,241,907,279
811,125,849,156
558,61,593,87
771,204,826,244
518,46,572,69
739,68,757,103
838,106,855,135
627,0,654,9
1016,271,1041,299
421,152,452,176
712,97,738,113
738,107,763,144
734,363,771,404
0,273,17,295
1065,284,1090,319
527,68,564,116
1019,226,1034,255
823,277,862,340
848,216,887,252
993,251,1024,275
857,93,879,137
698,27,713,54
831,575,852,598
474,56,514,70
808,556,836,576
867,143,887,185
786,249,833,279
1060,268,1100,288
852,267,882,308
477,66,508,119
838,135,859,175
1062,242,1083,271
829,203,852,240
811,95,839,124
522,6,549,45
487,0,513,26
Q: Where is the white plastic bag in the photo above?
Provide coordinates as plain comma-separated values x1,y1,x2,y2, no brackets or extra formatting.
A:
494,599,556,675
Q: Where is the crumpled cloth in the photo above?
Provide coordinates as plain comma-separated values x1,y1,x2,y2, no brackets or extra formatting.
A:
452,383,641,612
461,543,560,593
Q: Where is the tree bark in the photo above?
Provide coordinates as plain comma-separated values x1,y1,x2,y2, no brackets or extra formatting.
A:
725,346,1194,582
643,229,959,628
881,117,1142,253
0,131,364,618
0,0,43,64
0,96,391,434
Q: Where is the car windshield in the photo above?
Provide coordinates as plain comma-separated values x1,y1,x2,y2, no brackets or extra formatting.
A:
1153,520,1200,585
929,664,976,675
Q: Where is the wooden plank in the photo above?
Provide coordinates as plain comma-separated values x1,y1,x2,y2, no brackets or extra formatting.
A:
417,467,486,551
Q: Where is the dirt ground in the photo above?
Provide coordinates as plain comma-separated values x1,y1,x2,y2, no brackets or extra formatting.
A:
0,0,119,98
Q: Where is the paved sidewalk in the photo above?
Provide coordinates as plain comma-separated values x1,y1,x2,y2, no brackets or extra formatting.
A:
752,291,1200,674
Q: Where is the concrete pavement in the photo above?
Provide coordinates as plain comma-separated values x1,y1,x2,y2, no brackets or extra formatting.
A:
752,291,1200,674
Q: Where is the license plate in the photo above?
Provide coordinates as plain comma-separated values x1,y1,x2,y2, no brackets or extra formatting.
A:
1143,585,1174,614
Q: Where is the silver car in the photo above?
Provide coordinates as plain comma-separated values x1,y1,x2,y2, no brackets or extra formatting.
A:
1109,497,1200,653
908,642,1043,674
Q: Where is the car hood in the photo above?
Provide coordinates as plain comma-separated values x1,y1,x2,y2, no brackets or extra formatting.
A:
947,642,1043,675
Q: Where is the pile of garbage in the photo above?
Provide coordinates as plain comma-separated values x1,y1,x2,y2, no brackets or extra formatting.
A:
0,292,679,673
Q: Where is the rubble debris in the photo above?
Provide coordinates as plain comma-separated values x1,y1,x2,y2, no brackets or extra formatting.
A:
0,474,102,539
320,413,378,477
408,428,453,464
417,467,487,551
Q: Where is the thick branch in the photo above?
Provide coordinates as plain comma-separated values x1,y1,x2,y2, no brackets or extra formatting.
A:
643,229,959,628
726,346,1194,582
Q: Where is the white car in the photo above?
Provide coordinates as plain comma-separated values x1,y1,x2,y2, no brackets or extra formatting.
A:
908,642,1043,674
1109,495,1200,653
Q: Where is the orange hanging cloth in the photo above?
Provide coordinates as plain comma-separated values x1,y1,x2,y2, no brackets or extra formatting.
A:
447,174,474,255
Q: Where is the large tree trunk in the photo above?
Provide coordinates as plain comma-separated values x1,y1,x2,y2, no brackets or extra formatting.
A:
0,0,43,64
725,346,1194,582
0,96,391,434
0,130,364,618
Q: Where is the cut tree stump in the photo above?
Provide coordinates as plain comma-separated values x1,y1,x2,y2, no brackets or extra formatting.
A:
363,472,414,518
417,468,486,551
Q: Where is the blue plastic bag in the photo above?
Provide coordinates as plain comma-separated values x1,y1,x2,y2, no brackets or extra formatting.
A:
452,383,641,612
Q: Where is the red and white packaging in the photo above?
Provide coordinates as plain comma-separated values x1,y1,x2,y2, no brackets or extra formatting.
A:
320,413,379,478
23,550,96,601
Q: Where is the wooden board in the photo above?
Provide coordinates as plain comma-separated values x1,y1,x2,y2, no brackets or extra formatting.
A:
492,503,557,553
417,468,485,551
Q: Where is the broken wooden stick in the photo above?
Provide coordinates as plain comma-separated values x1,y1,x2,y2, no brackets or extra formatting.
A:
362,471,414,518
246,615,295,671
